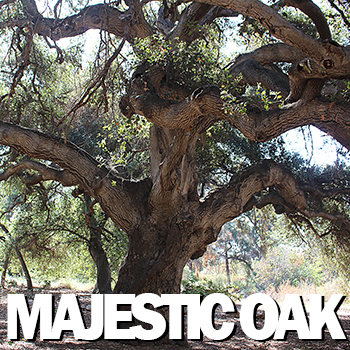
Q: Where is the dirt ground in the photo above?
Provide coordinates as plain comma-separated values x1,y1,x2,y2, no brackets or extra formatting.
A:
1,287,350,350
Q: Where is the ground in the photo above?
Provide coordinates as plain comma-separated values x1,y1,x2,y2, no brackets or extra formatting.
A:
1,287,350,349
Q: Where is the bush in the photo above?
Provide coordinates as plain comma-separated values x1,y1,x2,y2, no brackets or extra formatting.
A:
182,275,240,299
252,247,326,291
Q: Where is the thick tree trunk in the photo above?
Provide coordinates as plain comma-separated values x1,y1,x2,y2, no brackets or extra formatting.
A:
114,223,191,295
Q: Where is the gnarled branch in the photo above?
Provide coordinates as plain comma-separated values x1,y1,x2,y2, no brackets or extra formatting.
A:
199,0,350,75
231,99,350,151
285,0,332,40
123,83,225,130
0,122,142,232
199,160,308,230
229,58,290,96
0,160,79,187
228,43,307,67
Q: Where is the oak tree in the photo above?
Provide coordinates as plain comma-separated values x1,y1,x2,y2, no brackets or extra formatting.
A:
1,0,350,314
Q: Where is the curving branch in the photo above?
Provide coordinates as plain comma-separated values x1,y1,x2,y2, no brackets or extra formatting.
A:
49,4,153,42
200,0,324,58
302,209,350,223
123,83,225,130
198,160,350,246
226,43,310,96
166,2,213,42
300,185,350,199
1,3,153,43
199,0,350,76
166,2,239,42
123,74,350,151
228,58,290,96
230,99,350,151
285,0,332,40
0,160,79,187
0,122,143,232
199,160,308,230
228,43,307,67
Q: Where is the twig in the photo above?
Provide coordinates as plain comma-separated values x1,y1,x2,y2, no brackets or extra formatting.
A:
127,147,150,165
328,0,350,29
56,38,126,140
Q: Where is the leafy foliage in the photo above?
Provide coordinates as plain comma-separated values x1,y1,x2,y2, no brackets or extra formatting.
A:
182,274,240,299
0,178,127,288
133,33,230,92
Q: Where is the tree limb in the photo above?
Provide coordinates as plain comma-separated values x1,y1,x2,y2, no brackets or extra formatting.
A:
199,0,350,74
229,58,290,96
166,2,213,42
285,0,332,40
124,73,350,152
302,209,350,223
300,185,350,199
1,3,153,43
124,83,225,130
200,0,324,58
200,160,308,231
165,2,239,42
228,43,307,67
0,122,142,232
230,99,350,151
50,3,153,42
0,160,80,187
20,0,40,17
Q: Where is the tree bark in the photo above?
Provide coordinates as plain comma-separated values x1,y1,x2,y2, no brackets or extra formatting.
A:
89,235,112,294
15,248,33,290
2,0,350,344
114,221,191,294
84,195,112,294
1,251,11,288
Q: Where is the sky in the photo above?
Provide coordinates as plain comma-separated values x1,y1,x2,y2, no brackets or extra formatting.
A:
284,127,341,166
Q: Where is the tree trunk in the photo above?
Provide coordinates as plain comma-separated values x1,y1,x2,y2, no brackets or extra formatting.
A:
85,195,112,294
1,250,11,288
15,248,33,290
114,217,215,295
225,252,231,284
114,224,188,295
89,235,112,294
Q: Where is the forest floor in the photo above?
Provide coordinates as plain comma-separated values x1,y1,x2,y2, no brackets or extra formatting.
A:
1,287,350,350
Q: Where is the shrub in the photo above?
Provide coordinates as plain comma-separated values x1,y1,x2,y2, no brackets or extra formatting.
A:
182,274,240,299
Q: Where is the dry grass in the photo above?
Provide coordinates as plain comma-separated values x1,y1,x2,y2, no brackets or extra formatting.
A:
264,280,350,312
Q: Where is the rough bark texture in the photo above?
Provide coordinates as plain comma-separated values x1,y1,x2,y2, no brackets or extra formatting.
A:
1,0,350,318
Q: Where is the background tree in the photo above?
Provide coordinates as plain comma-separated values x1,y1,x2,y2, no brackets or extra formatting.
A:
0,175,127,291
1,0,350,330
